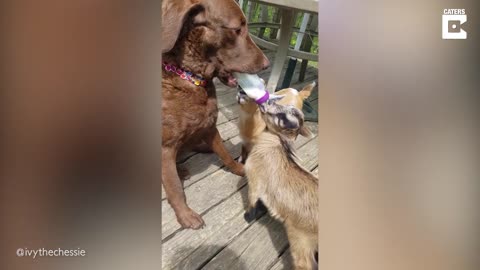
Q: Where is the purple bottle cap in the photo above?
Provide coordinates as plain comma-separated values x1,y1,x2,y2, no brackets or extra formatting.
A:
255,91,270,104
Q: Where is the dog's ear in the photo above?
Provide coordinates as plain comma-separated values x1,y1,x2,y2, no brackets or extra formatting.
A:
162,1,205,53
299,81,316,100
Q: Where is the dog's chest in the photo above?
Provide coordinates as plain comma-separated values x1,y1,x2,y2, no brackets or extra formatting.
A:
194,92,218,128
162,79,218,143
162,81,218,125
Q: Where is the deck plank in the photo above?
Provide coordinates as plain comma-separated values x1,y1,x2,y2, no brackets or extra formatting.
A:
216,119,241,141
297,137,318,171
217,91,239,109
203,214,288,270
269,248,293,270
217,104,242,125
162,189,250,270
162,168,246,240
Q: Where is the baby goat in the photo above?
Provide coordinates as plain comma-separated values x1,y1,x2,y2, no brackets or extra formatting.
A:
244,98,318,270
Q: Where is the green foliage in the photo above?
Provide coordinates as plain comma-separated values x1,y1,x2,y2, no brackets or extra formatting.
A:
240,2,318,58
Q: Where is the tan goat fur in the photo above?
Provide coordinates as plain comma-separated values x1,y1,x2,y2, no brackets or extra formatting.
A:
244,100,318,270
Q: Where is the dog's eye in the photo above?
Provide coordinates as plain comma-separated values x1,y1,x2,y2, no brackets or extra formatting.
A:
234,28,242,35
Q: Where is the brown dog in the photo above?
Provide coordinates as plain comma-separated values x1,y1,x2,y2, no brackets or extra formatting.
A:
161,0,269,229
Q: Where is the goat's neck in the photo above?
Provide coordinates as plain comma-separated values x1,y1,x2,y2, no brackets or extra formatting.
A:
239,106,266,140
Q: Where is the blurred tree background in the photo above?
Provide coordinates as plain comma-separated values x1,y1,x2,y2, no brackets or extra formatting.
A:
238,1,318,68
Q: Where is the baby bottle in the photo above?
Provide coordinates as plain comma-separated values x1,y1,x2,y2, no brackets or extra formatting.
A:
233,73,269,104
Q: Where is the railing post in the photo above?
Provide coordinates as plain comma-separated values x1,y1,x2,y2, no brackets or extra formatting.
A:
299,14,317,82
294,13,311,51
246,1,254,20
257,5,269,39
269,7,280,40
266,9,296,92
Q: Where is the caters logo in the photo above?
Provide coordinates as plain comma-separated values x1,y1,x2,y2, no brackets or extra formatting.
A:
442,9,467,39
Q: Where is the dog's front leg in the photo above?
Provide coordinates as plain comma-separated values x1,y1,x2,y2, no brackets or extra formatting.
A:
162,147,205,229
207,128,244,176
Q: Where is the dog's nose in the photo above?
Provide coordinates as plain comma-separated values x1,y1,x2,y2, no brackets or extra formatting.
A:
262,56,270,70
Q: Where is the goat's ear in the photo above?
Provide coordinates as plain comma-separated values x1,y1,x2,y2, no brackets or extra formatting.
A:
268,94,286,103
299,125,313,138
162,1,204,53
299,81,316,100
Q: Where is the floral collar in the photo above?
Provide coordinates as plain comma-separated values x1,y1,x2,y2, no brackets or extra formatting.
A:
162,62,208,87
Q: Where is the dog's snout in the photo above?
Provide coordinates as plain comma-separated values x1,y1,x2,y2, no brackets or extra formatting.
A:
262,56,270,70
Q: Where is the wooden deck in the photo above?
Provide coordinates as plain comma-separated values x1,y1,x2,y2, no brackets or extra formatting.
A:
162,49,318,270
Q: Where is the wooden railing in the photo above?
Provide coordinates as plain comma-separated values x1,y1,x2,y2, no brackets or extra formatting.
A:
237,0,318,85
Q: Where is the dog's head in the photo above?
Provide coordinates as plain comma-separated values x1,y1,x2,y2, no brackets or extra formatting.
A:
162,0,269,86
259,96,313,140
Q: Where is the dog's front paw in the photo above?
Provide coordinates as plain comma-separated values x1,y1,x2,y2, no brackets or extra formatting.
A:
230,162,245,176
176,207,205,230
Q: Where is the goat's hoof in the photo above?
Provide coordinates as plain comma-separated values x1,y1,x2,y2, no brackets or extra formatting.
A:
244,208,256,223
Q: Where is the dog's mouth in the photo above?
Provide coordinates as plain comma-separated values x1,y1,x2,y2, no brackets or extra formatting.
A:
218,72,238,87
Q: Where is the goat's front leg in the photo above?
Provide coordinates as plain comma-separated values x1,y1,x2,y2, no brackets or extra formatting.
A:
239,144,248,164
286,226,317,270
244,181,267,222
244,202,259,223
244,200,269,223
